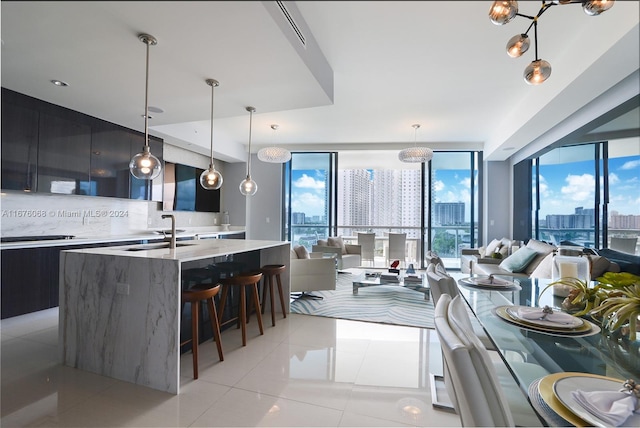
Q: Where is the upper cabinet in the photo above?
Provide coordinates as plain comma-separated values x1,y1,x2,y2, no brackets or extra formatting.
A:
1,88,163,201
1,96,39,192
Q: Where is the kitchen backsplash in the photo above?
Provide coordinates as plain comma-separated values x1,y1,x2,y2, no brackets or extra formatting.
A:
1,191,219,238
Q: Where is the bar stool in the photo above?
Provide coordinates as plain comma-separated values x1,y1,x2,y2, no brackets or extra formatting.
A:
181,284,224,379
218,272,264,346
260,264,287,326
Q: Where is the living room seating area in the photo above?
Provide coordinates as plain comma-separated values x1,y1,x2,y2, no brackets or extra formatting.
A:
312,236,362,270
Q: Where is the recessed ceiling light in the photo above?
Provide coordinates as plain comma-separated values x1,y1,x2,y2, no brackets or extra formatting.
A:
51,80,69,87
148,106,164,113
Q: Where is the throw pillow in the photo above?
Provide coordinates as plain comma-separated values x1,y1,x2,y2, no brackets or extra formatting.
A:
523,239,556,275
484,239,502,258
294,245,310,259
588,255,613,279
327,236,347,255
499,247,538,273
317,239,328,247
530,252,554,279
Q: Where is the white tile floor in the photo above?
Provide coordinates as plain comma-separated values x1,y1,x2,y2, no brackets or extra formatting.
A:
1,308,461,427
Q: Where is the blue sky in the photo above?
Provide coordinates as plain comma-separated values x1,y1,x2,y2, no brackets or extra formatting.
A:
538,155,640,217
290,169,327,217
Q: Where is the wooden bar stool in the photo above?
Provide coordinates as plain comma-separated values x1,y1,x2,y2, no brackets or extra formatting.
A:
260,264,287,326
218,272,264,346
181,284,224,379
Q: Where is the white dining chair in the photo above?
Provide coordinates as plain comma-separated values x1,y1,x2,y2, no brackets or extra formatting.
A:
387,232,406,267
357,232,376,266
435,294,515,427
610,236,637,254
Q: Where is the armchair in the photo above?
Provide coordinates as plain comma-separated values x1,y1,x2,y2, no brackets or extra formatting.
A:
290,248,336,299
312,237,361,270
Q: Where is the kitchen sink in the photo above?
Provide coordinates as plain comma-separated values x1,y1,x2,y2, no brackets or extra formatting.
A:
123,242,197,251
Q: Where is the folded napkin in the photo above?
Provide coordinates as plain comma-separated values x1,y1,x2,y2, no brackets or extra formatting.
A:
571,389,639,426
517,307,577,324
475,276,511,286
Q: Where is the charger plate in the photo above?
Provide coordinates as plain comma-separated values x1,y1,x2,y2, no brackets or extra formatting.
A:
458,276,521,291
494,306,599,336
538,372,637,428
506,306,584,330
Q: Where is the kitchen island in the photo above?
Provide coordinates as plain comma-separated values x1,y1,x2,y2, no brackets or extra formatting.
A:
59,239,290,394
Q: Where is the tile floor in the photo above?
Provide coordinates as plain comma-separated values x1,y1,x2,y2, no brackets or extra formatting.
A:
1,308,461,427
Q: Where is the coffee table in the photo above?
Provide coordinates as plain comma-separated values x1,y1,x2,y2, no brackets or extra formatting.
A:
352,271,430,300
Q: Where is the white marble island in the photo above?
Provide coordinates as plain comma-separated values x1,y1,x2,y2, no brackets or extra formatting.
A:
59,239,290,394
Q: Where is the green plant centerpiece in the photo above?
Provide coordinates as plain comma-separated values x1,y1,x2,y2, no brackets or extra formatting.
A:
539,277,611,317
590,272,640,341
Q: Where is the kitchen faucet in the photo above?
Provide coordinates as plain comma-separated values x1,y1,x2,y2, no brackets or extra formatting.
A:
161,214,177,249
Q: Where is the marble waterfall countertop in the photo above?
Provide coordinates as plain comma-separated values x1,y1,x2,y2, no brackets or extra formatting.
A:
60,238,290,394
0,226,245,249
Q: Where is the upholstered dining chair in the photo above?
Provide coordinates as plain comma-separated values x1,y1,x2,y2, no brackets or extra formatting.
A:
387,232,406,267
357,232,376,266
435,294,515,427
610,236,638,254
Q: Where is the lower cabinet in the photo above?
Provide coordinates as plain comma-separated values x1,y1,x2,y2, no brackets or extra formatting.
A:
0,241,150,319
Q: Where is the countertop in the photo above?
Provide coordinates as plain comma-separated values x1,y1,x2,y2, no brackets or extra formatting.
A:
0,226,245,250
62,238,287,262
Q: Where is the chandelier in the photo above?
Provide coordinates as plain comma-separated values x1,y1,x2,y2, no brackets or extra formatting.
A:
489,1,615,85
258,125,291,163
398,124,433,163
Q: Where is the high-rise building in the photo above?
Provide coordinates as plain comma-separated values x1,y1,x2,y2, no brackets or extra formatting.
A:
291,212,305,225
338,169,371,228
433,202,465,225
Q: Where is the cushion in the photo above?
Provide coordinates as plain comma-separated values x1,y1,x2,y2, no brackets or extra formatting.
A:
523,239,556,274
499,247,538,273
529,252,554,279
327,236,347,255
293,245,310,259
484,239,502,257
317,239,328,247
587,255,613,279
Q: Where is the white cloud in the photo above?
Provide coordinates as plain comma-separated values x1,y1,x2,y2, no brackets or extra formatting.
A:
609,173,620,185
294,174,325,189
460,177,471,187
561,174,595,202
620,159,640,170
434,180,445,192
291,192,325,216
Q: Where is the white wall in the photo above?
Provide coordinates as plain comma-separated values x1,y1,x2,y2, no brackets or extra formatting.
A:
483,160,511,244
247,156,283,241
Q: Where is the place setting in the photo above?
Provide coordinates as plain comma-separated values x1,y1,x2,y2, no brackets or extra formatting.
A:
458,274,521,291
529,372,640,427
492,304,601,337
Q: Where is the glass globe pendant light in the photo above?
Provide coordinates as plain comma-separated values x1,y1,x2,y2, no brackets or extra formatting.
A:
524,59,552,85
199,79,223,190
129,34,162,180
398,124,433,163
582,0,614,16
506,33,530,58
488,1,518,25
239,106,258,196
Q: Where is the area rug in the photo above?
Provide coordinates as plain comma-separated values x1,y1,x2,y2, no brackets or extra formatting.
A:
290,269,435,329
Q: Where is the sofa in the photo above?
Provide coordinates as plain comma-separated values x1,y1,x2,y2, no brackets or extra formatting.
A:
312,236,361,270
290,245,336,295
462,238,624,280
460,238,521,274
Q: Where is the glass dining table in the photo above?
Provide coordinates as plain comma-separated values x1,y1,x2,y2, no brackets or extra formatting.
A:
450,273,640,426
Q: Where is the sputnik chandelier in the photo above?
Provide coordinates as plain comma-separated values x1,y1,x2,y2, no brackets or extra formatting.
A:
489,1,615,85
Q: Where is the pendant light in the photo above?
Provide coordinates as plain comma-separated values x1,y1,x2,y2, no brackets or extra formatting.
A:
257,124,291,163
199,79,223,190
239,106,258,196
488,1,615,85
129,34,162,180
398,124,433,163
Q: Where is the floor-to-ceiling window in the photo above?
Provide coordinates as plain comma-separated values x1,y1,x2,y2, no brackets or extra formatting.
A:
285,153,335,249
285,150,481,268
427,152,480,268
530,139,639,254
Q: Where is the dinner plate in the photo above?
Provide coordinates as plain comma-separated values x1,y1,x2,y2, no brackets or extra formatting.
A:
553,373,639,428
494,306,597,336
506,306,584,330
538,373,591,427
459,276,518,289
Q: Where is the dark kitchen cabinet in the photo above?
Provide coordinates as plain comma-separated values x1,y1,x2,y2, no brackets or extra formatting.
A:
1,94,39,192
90,123,132,198
1,88,163,201
37,111,91,195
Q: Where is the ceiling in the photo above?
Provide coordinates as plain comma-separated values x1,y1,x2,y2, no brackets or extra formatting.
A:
2,1,638,164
